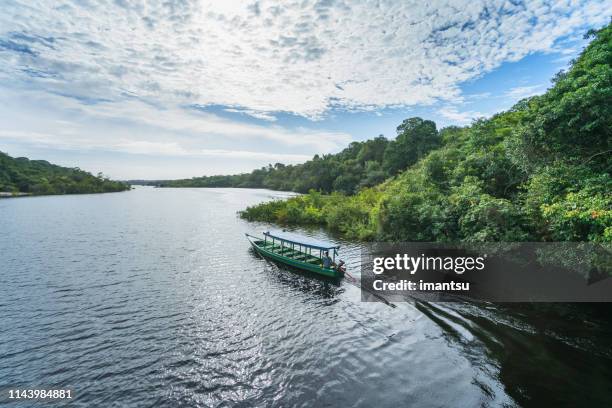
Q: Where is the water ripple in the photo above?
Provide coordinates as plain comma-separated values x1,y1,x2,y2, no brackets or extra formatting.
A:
1,188,612,407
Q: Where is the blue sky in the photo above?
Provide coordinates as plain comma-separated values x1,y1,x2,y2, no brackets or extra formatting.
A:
0,1,608,179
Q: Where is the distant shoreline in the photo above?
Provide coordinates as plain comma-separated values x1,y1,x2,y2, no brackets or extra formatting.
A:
0,192,32,198
0,189,132,199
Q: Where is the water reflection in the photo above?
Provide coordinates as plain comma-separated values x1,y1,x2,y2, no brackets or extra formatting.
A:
414,301,612,407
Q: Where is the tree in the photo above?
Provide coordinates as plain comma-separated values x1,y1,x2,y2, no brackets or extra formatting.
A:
0,151,129,195
383,117,441,174
510,24,612,172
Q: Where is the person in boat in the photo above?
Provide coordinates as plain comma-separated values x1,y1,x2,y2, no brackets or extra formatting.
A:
322,251,334,269
322,251,348,273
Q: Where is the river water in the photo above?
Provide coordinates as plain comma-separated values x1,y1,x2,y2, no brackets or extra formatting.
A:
1,187,611,407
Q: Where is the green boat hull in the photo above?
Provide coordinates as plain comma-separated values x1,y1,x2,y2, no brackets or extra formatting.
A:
246,235,344,279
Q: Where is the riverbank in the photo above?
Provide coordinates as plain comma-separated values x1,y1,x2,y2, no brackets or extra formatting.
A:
0,192,32,198
0,189,132,199
0,151,131,196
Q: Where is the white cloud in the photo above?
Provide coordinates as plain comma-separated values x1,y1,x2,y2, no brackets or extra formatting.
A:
0,0,608,178
465,92,492,101
0,0,608,119
0,88,349,162
224,108,277,122
504,85,546,99
104,141,312,161
438,106,485,125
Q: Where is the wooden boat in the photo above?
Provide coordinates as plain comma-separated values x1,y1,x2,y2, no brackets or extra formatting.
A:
245,230,345,278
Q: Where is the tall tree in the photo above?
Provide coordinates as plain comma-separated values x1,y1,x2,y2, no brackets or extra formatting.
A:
383,117,441,174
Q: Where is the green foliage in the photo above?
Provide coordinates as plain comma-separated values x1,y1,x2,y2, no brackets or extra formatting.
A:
239,23,612,244
382,117,441,175
240,189,381,240
454,190,530,242
0,152,129,196
508,24,611,172
541,190,611,242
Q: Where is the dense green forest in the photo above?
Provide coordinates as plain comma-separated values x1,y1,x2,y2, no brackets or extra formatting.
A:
158,125,435,194
0,151,130,196
240,24,611,243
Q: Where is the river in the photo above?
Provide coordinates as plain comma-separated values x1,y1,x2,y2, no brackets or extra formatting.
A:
1,187,611,407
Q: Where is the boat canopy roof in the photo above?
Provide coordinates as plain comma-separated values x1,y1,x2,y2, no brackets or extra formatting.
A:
264,230,340,251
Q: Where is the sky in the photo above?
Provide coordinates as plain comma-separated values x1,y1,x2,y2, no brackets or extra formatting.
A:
0,0,609,179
